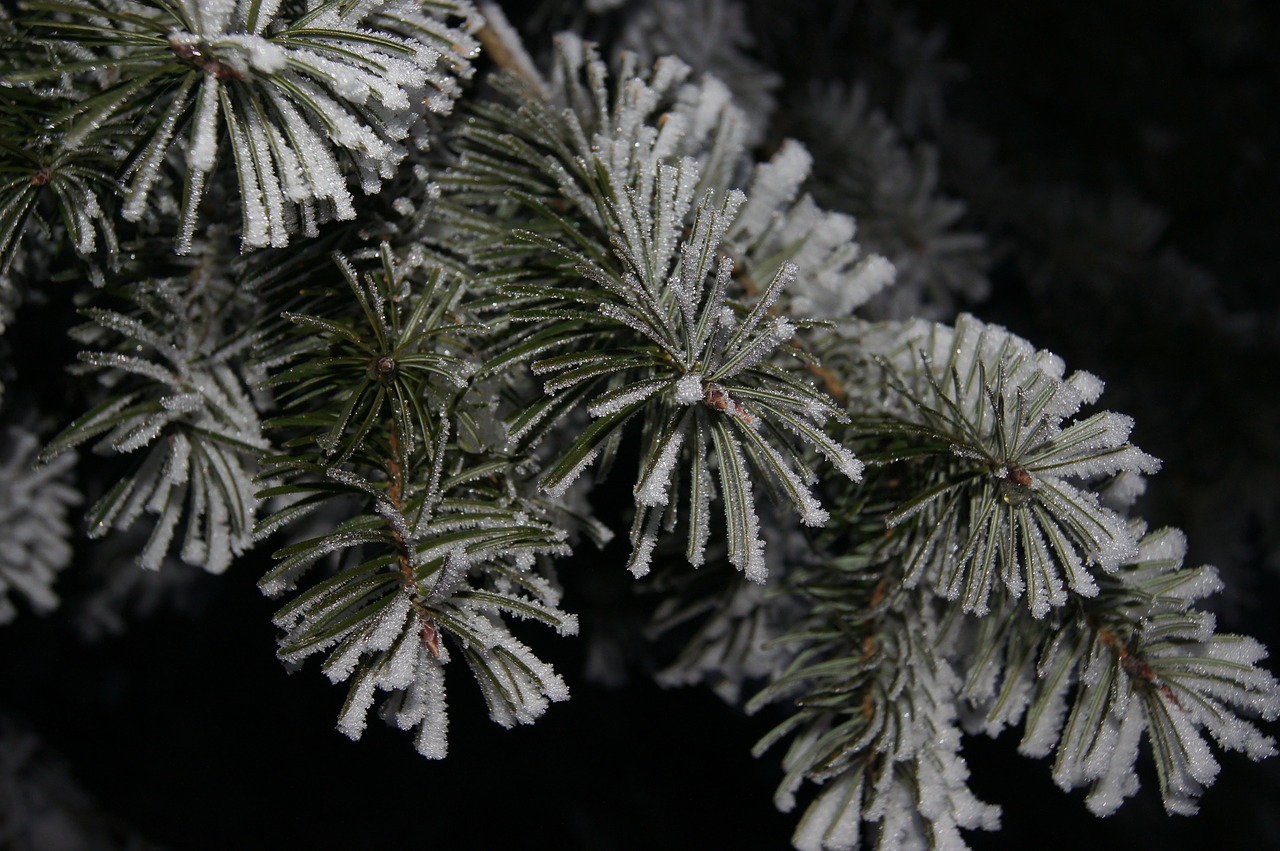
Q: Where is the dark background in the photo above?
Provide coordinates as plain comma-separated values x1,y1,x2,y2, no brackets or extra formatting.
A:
3,1,1279,849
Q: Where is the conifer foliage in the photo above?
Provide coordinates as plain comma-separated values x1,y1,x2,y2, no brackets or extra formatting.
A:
0,2,1275,849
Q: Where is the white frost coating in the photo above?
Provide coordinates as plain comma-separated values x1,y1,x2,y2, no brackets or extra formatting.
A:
244,109,290,247
186,79,222,173
1018,659,1074,758
1162,700,1221,813
1034,349,1067,381
162,432,191,486
1068,370,1105,405
409,653,450,758
246,0,284,34
982,660,1036,738
674,372,704,404
214,34,287,72
847,254,897,308
1085,709,1145,816
635,430,685,507
540,446,601,499
380,621,420,692
325,593,413,683
337,672,378,740
189,0,234,36
687,455,714,567
716,315,795,382
82,351,173,391
1020,518,1067,617
465,614,570,728
427,547,471,602
627,522,659,579
108,413,167,455
586,378,668,417
258,529,379,597
733,139,812,239
718,429,768,583
1055,411,1135,459
778,416,863,481
751,432,828,526
265,90,356,216
1030,477,1137,572
224,110,269,248
138,490,181,571
367,593,414,655
1192,686,1277,760
265,122,306,204
791,771,861,851
1100,469,1147,510
1135,525,1187,568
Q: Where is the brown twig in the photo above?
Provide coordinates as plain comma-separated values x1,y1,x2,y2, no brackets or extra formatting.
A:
387,423,443,657
1094,622,1179,707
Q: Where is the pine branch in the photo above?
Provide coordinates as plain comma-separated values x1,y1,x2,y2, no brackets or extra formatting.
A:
40,250,266,573
861,314,1160,618
1,6,1275,849
0,424,80,622
748,553,1000,851
960,524,1280,817
11,0,481,251
437,35,869,581
258,248,575,756
0,49,123,277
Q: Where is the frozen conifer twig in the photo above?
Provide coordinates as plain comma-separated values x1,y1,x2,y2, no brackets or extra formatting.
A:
0,4,1275,848
862,314,1161,618
12,0,481,251
257,250,574,756
0,425,80,622
959,525,1280,817
39,256,266,574
439,34,871,580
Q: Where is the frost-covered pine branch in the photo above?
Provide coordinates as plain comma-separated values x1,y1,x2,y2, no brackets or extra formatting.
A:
748,564,1001,851
865,313,1162,618
0,424,79,623
11,0,481,252
0,3,1275,849
962,525,1280,817
256,247,575,756
39,240,266,574
436,35,870,582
